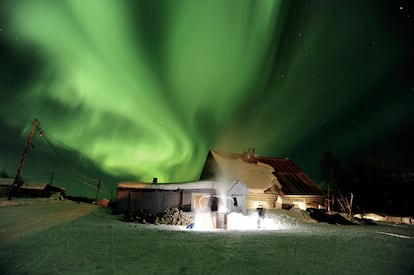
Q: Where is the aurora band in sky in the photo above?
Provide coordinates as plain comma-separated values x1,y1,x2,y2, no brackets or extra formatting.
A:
1,0,413,187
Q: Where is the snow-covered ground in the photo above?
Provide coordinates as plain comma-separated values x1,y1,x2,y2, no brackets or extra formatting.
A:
1,198,413,274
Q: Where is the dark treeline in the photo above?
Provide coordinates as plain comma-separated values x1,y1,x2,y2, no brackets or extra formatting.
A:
320,150,414,216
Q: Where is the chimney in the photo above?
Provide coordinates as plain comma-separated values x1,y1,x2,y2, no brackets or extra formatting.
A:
243,148,257,163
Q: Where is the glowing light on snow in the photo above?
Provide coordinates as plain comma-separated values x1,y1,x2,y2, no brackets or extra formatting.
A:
191,211,290,231
193,211,215,231
376,231,413,239
190,192,290,231
226,212,288,230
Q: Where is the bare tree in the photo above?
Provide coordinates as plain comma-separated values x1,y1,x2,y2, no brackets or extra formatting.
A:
320,150,341,192
337,193,354,219
320,150,341,211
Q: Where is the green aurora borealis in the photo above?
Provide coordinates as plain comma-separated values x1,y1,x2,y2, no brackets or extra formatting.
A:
1,0,413,196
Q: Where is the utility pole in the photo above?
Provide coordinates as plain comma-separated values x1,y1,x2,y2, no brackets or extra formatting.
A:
8,118,39,200
49,172,54,185
95,178,102,201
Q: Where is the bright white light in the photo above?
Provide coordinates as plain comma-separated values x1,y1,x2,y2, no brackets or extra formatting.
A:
293,201,306,210
227,212,287,230
253,201,262,209
193,211,215,231
190,211,290,231
189,194,292,231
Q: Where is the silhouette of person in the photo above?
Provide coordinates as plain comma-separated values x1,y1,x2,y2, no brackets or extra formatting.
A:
233,197,240,213
257,205,264,228
209,196,219,228
209,196,218,212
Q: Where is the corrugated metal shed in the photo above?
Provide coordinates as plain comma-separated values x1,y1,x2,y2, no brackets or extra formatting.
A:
116,179,249,214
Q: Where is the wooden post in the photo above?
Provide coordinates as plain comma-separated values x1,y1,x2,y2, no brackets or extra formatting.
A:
95,178,102,201
127,192,131,215
8,118,39,200
49,172,54,185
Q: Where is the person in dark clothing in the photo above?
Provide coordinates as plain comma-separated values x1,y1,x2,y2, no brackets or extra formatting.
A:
233,197,238,207
233,197,241,213
209,196,219,228
257,205,265,228
209,196,218,212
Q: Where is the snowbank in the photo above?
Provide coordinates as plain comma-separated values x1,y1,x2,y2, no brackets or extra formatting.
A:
1,198,413,274
354,213,413,225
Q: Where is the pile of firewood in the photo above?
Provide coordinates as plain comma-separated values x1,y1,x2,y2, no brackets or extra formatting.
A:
155,207,194,227
125,207,194,227
125,209,157,224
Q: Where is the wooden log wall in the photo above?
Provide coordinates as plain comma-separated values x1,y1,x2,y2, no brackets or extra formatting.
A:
246,193,277,209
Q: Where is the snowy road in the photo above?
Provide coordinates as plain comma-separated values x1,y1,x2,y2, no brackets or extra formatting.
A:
0,199,413,274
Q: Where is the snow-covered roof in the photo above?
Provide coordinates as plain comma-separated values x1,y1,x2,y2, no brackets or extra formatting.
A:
0,178,14,186
19,182,66,191
201,150,323,196
206,150,282,192
19,182,49,190
118,180,217,190
117,179,248,194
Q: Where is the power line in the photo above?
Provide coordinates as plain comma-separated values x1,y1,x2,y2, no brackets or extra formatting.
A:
2,83,110,194
16,120,105,194
27,127,91,183
39,125,133,177
9,118,113,196
37,125,98,183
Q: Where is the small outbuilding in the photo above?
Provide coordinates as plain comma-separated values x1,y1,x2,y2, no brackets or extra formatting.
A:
0,178,14,197
0,179,66,198
18,182,66,198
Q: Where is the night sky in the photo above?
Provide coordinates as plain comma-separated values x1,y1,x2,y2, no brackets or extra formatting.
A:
1,0,413,197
